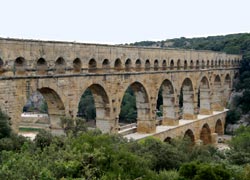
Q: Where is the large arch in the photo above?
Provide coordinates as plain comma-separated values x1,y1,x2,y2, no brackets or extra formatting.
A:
79,84,111,133
200,123,212,145
215,119,223,136
55,57,66,74
37,87,65,129
37,58,47,75
184,129,195,144
119,81,154,133
198,76,212,115
159,79,178,125
212,75,223,111
181,78,196,120
14,57,26,75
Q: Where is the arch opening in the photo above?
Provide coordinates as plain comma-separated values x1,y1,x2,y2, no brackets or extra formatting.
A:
14,57,26,75
114,58,122,71
157,79,176,125
55,57,66,74
73,58,82,73
177,59,181,70
184,129,195,145
170,59,174,70
200,123,212,145
180,78,195,120
162,60,167,70
184,60,188,70
190,60,194,69
145,59,150,71
102,59,110,72
135,59,141,71
164,137,172,144
89,59,97,73
37,58,47,75
119,82,151,133
78,84,110,132
196,60,199,69
154,59,159,71
212,75,223,111
215,119,223,136
125,59,132,71
198,76,211,115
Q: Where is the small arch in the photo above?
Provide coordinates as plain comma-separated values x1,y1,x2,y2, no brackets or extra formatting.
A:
37,58,47,75
201,60,205,69
206,60,210,68
162,60,167,70
215,119,223,135
184,60,188,70
125,58,132,71
190,60,194,69
215,60,218,67
218,59,221,67
214,75,221,86
55,57,66,74
145,59,150,71
135,59,141,71
177,59,181,70
102,59,110,72
164,137,172,144
114,58,122,71
89,58,97,73
196,60,200,69
184,129,195,144
170,59,174,70
73,58,82,73
200,123,212,145
154,59,159,71
14,57,26,75
211,60,214,67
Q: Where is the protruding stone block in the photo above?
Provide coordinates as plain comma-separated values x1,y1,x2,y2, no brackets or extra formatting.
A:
183,113,197,120
211,133,218,144
199,108,213,115
137,120,156,133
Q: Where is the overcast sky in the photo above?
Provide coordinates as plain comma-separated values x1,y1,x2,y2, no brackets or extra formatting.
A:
0,0,249,44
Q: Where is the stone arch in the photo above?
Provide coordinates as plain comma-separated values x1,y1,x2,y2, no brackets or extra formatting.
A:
198,76,211,115
81,84,110,133
73,58,82,73
164,137,172,143
184,60,188,70
190,60,194,69
218,59,221,67
37,58,47,75
55,57,66,74
145,59,150,71
212,75,223,111
211,60,214,67
125,58,132,71
215,119,223,135
102,59,110,72
181,78,196,119
200,123,212,145
206,60,210,68
201,60,205,69
159,79,177,125
170,59,174,70
162,60,167,70
135,59,142,71
88,58,97,73
154,59,159,71
120,81,153,133
14,57,26,75
221,60,224,67
114,58,122,71
177,59,181,70
215,60,218,67
37,87,65,129
196,60,199,69
184,129,195,144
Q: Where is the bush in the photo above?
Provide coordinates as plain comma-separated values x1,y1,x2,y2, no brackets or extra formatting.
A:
0,109,11,139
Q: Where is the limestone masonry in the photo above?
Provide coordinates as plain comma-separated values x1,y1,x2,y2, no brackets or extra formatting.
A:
0,38,242,144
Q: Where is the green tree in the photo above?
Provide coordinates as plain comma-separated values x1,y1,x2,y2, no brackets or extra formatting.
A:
0,109,11,138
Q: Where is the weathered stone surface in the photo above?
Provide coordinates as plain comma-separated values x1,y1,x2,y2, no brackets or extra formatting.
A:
0,38,241,139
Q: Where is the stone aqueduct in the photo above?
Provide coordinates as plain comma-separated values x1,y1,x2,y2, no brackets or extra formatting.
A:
0,38,242,144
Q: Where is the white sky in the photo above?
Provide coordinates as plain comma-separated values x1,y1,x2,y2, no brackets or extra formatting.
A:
0,0,250,44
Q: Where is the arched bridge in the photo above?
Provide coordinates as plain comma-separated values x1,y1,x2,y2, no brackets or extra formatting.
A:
0,38,241,144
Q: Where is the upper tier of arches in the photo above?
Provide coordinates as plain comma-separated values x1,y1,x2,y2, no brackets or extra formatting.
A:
0,56,241,76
